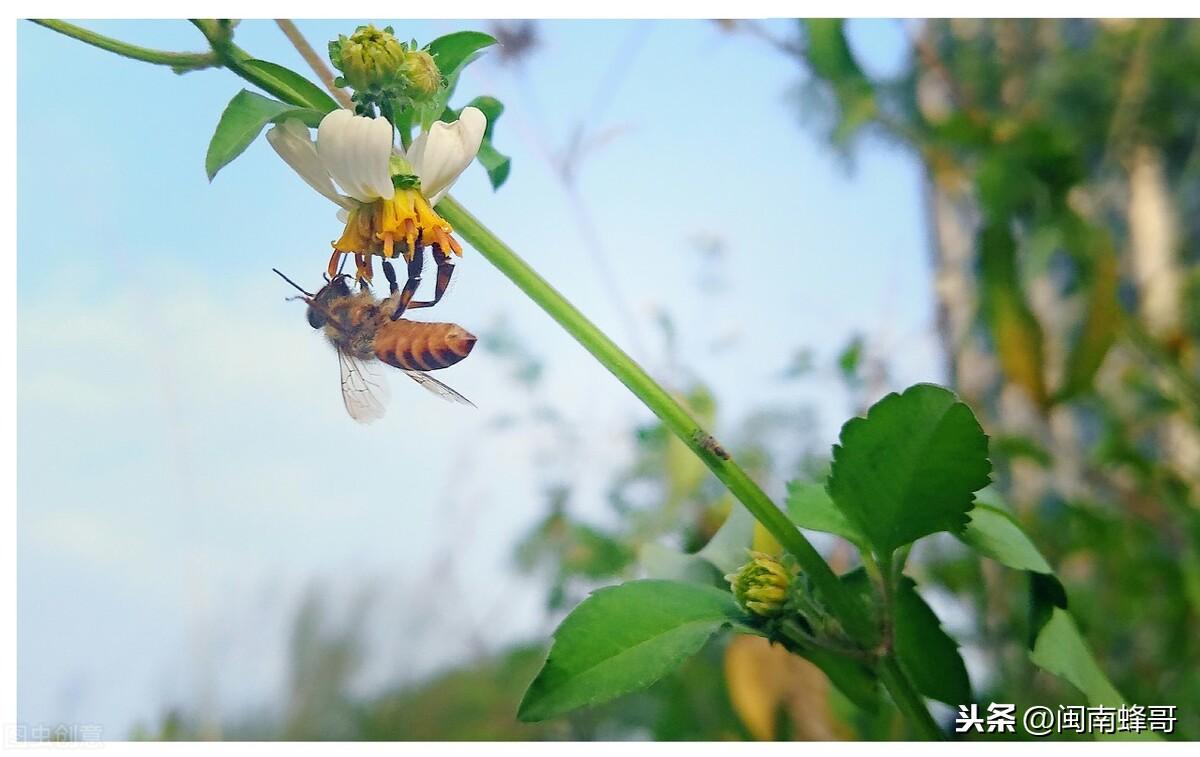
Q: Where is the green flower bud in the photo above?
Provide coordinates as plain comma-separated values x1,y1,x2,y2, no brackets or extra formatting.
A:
726,551,795,618
400,49,442,99
330,25,408,94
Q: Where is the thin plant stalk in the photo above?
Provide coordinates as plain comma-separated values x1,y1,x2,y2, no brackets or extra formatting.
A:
30,19,216,72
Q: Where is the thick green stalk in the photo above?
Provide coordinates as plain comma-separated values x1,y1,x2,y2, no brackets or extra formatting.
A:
437,196,872,641
30,19,217,72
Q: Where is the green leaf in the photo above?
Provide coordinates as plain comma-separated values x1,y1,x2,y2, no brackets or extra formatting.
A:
464,96,511,189
206,90,322,181
1030,608,1126,707
955,504,1142,736
1029,571,1068,648
426,31,497,78
518,580,748,721
475,142,511,189
959,503,1053,574
785,481,867,550
239,58,339,113
827,384,992,556
894,577,971,706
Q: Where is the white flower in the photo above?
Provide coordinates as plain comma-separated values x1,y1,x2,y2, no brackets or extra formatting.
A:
267,106,486,212
265,107,487,280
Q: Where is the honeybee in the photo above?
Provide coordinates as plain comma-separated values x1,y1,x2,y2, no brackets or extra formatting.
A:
274,269,476,421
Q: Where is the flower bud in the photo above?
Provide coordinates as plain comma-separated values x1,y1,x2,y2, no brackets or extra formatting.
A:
726,551,795,618
400,49,442,99
330,25,408,94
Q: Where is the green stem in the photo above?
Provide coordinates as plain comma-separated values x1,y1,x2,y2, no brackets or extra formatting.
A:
879,656,944,740
30,19,217,72
190,19,313,109
437,196,873,643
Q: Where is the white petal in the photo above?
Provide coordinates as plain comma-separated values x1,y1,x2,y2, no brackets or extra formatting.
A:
266,119,354,209
410,106,486,205
317,110,395,203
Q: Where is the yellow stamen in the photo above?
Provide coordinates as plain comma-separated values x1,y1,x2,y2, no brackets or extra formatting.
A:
329,188,464,283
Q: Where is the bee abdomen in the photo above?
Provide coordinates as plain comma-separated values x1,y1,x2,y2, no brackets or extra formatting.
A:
374,320,477,371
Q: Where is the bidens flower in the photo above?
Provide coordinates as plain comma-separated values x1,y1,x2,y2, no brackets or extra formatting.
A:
726,551,796,618
267,107,486,282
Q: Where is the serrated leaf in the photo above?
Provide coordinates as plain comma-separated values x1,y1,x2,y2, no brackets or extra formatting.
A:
427,30,497,78
239,58,339,113
894,577,971,706
206,90,322,180
959,503,1053,574
518,580,748,721
785,481,867,549
828,384,992,556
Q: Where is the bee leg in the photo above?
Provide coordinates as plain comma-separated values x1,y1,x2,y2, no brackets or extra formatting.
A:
391,248,425,321
407,246,454,309
381,260,400,294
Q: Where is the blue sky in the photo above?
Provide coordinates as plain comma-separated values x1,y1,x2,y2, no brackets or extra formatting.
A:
17,19,936,736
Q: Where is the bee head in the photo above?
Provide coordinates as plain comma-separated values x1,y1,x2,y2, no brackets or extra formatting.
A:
273,269,351,330
306,275,353,329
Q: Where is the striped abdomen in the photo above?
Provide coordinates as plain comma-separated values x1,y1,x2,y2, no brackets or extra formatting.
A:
373,319,477,371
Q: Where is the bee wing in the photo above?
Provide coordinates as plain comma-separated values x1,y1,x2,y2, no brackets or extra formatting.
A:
339,348,391,423
402,370,476,408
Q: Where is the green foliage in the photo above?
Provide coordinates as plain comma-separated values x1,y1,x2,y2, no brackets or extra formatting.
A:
438,97,512,192
413,31,497,131
460,96,511,190
238,58,339,113
784,481,866,550
1030,609,1126,708
959,502,1053,574
893,577,971,706
206,90,323,180
518,580,751,722
955,500,1137,725
426,31,498,80
827,383,992,557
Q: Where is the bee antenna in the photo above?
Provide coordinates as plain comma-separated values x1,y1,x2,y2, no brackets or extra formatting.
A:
273,268,314,298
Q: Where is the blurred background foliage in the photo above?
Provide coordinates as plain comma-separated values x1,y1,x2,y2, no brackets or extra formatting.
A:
135,19,1200,740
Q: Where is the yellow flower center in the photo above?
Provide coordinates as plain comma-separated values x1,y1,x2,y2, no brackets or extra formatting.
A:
328,188,464,282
